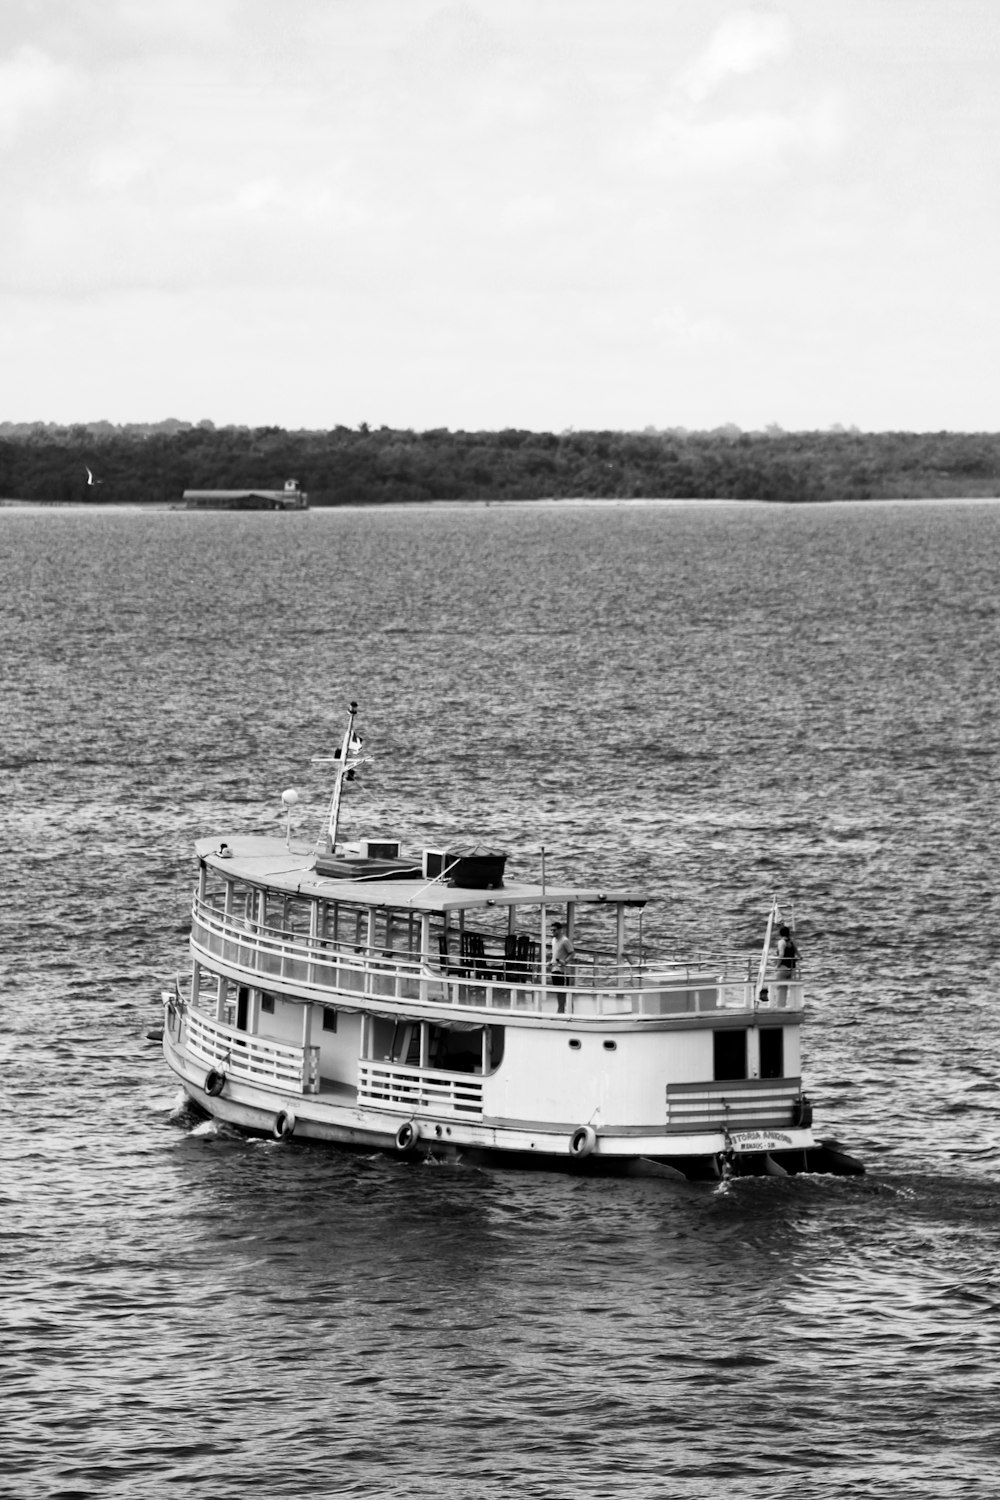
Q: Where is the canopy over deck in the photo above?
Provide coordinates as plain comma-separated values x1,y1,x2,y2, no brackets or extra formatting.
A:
196,836,648,914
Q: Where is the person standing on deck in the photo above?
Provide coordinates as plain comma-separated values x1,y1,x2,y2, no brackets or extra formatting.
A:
550,922,575,1014
775,923,798,1003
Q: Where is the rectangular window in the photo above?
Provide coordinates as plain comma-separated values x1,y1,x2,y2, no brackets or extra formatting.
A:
714,1028,747,1081
322,1006,338,1032
429,1024,483,1074
260,992,275,1014
759,1027,784,1079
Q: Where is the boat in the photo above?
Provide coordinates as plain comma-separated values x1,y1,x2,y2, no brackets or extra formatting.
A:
161,703,864,1180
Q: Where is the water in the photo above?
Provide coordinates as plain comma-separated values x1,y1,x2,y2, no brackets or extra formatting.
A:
4,499,1000,1499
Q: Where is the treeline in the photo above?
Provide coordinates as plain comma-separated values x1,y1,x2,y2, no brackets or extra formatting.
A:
3,420,1000,505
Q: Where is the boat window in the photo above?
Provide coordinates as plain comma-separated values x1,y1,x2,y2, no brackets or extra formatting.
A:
569,1039,582,1051
602,1040,617,1052
260,992,275,1014
322,1006,338,1032
369,1016,398,1061
388,1022,420,1063
714,1028,747,1081
487,1026,504,1071
759,1026,783,1079
429,1024,482,1074
366,1021,503,1073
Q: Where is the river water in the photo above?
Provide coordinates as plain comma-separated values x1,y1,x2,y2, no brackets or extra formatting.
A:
4,499,1000,1498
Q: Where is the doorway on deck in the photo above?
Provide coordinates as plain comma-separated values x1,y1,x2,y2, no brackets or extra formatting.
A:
713,1027,747,1081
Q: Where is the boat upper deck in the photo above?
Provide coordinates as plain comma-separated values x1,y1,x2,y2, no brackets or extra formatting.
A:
190,836,805,1023
197,836,649,915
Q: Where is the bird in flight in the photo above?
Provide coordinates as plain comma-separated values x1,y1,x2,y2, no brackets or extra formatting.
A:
85,466,102,485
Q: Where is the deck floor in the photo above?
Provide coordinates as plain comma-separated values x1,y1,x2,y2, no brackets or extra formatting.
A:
317,1076,359,1102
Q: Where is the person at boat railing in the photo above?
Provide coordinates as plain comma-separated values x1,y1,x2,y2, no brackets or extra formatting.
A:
549,922,575,1014
775,924,798,1003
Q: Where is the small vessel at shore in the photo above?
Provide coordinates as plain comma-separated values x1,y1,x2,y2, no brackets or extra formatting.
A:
161,703,863,1179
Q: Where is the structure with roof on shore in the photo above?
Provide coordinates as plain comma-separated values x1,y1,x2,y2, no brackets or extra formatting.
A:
182,478,308,510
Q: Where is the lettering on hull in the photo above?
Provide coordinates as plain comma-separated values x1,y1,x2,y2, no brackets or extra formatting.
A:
729,1129,795,1153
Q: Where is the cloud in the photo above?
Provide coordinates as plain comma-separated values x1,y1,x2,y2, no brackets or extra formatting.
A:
615,12,843,186
651,304,727,350
0,44,76,144
113,0,241,46
680,9,792,103
627,91,846,183
88,142,155,192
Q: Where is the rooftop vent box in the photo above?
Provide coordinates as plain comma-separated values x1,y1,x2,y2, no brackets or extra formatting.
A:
360,839,401,860
423,848,507,888
448,853,506,889
422,848,450,880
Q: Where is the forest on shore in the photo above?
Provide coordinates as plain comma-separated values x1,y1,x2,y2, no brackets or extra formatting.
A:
3,419,1000,505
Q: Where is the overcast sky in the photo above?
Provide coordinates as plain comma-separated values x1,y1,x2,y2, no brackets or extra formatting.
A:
1,0,996,433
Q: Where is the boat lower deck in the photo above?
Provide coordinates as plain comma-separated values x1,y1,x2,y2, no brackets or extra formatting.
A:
316,1075,358,1102
164,1015,865,1182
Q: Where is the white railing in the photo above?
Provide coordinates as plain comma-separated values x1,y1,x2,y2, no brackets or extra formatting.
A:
181,1004,320,1095
190,896,804,1021
665,1078,801,1132
357,1061,484,1119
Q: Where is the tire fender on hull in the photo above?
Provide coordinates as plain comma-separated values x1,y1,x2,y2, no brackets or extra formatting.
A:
204,1069,226,1098
569,1125,597,1158
273,1109,296,1140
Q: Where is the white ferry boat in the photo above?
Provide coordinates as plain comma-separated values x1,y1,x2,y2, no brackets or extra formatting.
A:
161,704,864,1180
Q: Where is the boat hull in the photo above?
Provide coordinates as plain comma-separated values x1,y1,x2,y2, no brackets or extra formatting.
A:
164,1031,862,1180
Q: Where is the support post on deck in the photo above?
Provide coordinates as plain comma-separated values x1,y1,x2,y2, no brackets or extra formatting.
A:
308,901,319,987
420,914,431,1003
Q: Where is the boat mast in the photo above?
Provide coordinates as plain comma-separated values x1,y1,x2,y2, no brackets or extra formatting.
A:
323,701,361,854
540,845,547,989
755,896,778,1006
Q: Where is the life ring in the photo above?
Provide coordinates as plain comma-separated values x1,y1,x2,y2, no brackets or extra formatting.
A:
569,1125,597,1158
204,1068,226,1097
395,1121,419,1152
273,1109,296,1139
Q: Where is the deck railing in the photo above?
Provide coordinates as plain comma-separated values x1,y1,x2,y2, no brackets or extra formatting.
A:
665,1078,802,1133
190,895,804,1020
181,1004,320,1094
357,1060,484,1119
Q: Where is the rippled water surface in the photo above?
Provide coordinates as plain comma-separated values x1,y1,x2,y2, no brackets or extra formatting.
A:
4,500,1000,1499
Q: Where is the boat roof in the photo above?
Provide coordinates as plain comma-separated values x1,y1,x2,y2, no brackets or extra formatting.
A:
196,836,648,913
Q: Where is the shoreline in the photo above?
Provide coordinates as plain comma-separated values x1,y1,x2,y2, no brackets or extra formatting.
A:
4,494,1000,512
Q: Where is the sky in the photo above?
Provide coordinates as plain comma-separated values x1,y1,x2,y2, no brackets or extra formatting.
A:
1,0,997,433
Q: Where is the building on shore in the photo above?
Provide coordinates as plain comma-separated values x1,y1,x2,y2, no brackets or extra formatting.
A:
182,478,308,511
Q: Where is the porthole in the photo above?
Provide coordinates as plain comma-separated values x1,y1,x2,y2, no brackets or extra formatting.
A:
603,1040,617,1052
569,1039,582,1050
